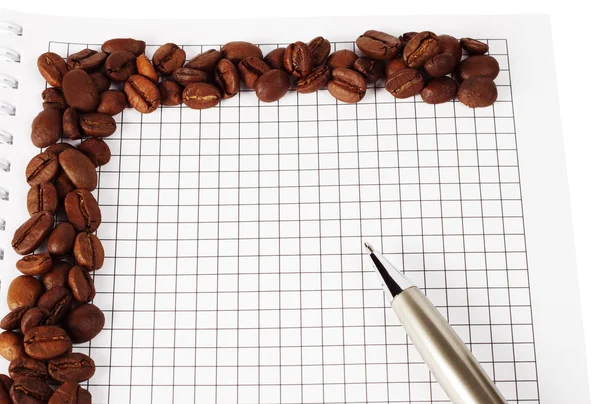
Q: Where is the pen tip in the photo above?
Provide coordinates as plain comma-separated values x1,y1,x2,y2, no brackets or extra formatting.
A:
363,242,374,253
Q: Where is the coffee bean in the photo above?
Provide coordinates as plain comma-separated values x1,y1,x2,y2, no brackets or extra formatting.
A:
153,43,186,74
42,262,72,291
66,49,107,71
421,76,458,104
0,375,11,404
37,52,69,88
10,377,53,404
78,138,111,167
455,55,499,81
326,50,358,70
0,306,30,331
460,38,488,55
105,51,137,82
424,53,456,77
64,304,104,344
26,152,59,186
0,331,25,362
264,48,286,70
20,308,50,335
102,38,146,56
457,76,497,108
385,57,408,78
54,171,75,202
182,83,221,109
356,30,401,60
158,79,183,106
62,70,99,113
402,32,418,43
37,287,73,325
9,357,48,382
327,68,367,103
403,31,441,68
124,75,161,114
73,232,104,271
439,34,462,65
283,42,312,78
68,266,95,304
89,71,111,93
62,108,82,140
58,149,97,191
47,223,76,257
136,54,159,84
186,49,223,72
214,59,240,99
6,276,43,310
49,381,92,404
12,212,55,256
16,253,53,276
45,143,74,156
238,57,271,89
308,37,331,66
27,183,57,216
24,326,71,360
385,69,425,99
97,90,127,116
31,109,63,148
79,112,116,137
48,353,95,383
42,88,67,111
255,69,290,103
173,67,210,86
353,57,385,82
296,65,330,94
64,189,101,232
221,41,263,65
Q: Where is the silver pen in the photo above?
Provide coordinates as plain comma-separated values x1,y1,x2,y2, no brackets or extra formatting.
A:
364,242,508,404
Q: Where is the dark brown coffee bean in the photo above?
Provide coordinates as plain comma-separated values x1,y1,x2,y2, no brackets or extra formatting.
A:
124,75,161,114
42,88,67,111
283,42,312,78
158,79,182,106
6,276,43,311
24,326,71,360
26,152,58,186
0,331,25,361
54,171,75,201
78,138,111,167
136,54,159,84
9,357,48,382
385,69,424,99
403,31,441,68
62,108,82,140
439,34,463,65
356,30,401,60
221,41,263,65
67,49,107,72
31,109,62,148
68,266,95,304
264,48,286,70
16,253,53,276
308,37,331,66
73,232,104,271
255,69,290,103
296,65,330,94
326,50,358,70
353,57,384,82
402,32,418,42
185,49,223,72
21,308,50,335
64,189,101,232
27,183,58,216
238,57,271,89
37,287,73,325
12,213,54,256
105,51,137,82
424,53,456,78
45,143,74,156
386,57,408,78
173,67,210,86
79,112,116,137
58,149,97,191
455,55,500,81
182,83,221,110
327,68,367,104
0,306,30,331
48,353,95,383
64,304,104,344
49,381,92,404
0,374,11,404
153,43,186,74
460,38,488,55
62,70,99,113
9,377,53,404
38,53,69,88
457,76,498,108
97,90,127,116
42,262,72,291
102,38,146,56
89,71,111,93
47,223,76,257
421,76,458,104
215,59,240,99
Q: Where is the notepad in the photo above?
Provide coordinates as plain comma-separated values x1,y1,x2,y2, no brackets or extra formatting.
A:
0,10,590,404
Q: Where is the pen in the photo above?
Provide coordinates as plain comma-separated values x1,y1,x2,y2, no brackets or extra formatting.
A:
364,242,508,404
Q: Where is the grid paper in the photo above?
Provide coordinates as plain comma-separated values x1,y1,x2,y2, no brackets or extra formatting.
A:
46,39,539,404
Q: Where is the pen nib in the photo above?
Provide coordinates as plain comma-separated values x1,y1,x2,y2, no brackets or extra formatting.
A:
363,242,375,253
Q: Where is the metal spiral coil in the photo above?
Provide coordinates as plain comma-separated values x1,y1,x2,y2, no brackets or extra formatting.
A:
0,74,18,89
0,101,15,116
0,47,21,63
0,157,9,172
0,129,13,144
0,22,23,36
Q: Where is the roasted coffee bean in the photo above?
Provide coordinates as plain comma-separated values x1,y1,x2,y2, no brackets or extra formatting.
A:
308,37,331,66
45,143,74,156
255,69,290,103
16,253,53,276
24,326,72,360
173,67,210,86
7,276,43,311
182,82,221,109
353,57,385,82
62,108,82,140
0,331,25,361
124,75,160,114
42,262,72,291
31,109,62,148
10,377,53,404
186,49,223,72
296,65,330,94
424,53,456,77
27,183,57,216
214,59,239,99
26,152,58,186
455,55,499,81
78,138,111,167
89,71,111,93
48,353,95,383
402,32,418,43
102,38,146,56
64,304,104,344
68,266,95,303
327,68,367,104
264,48,286,70
158,79,182,106
283,41,312,78
58,149,97,191
221,41,263,65
12,212,54,256
62,70,99,113
457,76,498,108
153,43,186,74
49,381,92,404
38,52,69,88
97,90,127,116
403,31,441,68
439,34,463,65
0,374,11,404
21,308,50,335
356,30,401,60
79,112,116,137
460,38,488,55
238,57,271,89
37,287,73,325
47,223,76,256
54,171,75,201
421,76,458,104
385,69,425,99
9,357,48,381
136,54,159,84
64,189,101,232
386,57,408,77
42,88,67,111
67,49,107,71
326,50,358,70
105,51,137,82
0,306,30,331
73,232,104,271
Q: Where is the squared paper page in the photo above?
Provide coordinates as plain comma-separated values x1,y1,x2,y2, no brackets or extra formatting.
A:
0,10,589,404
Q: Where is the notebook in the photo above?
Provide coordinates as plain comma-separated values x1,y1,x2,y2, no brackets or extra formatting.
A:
0,10,590,404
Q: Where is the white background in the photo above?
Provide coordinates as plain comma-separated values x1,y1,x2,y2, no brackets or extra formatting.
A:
5,1,599,402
